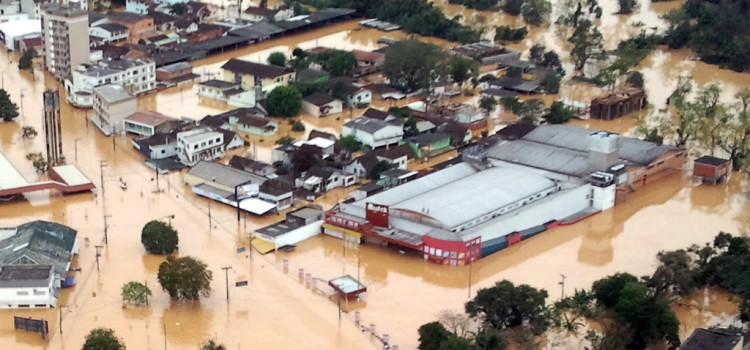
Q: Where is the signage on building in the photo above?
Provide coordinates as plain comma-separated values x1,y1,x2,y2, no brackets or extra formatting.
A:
236,183,260,200
366,202,389,227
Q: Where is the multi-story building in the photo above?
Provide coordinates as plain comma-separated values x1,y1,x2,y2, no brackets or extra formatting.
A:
92,84,137,136
0,265,58,309
66,58,156,107
40,2,90,81
176,128,225,166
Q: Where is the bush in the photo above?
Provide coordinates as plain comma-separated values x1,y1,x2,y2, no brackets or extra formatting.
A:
266,86,303,118
140,220,178,254
158,256,212,300
543,101,573,124
291,120,305,132
495,25,528,42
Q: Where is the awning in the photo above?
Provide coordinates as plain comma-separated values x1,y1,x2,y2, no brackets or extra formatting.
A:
322,223,362,238
251,238,275,254
240,198,277,215
62,276,75,288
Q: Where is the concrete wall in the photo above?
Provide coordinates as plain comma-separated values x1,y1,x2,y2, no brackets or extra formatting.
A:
266,221,322,249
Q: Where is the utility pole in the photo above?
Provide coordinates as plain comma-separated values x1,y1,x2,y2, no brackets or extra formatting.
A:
208,202,212,231
221,266,232,301
559,274,566,300
74,138,80,164
163,323,167,350
95,245,103,271
468,259,473,299
145,280,149,306
154,165,161,193
59,304,67,334
103,215,111,244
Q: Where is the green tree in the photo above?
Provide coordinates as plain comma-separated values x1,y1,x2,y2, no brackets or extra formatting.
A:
291,120,305,131
267,52,287,67
18,48,37,70
522,0,551,25
591,273,639,308
157,256,212,300
449,56,478,85
369,160,395,179
169,2,187,15
539,71,561,94
275,135,295,146
439,335,477,350
543,101,573,124
315,50,356,77
418,321,451,350
266,86,303,117
554,289,594,332
617,0,637,14
465,280,550,334
121,281,152,305
384,40,447,92
25,152,47,173
505,67,523,79
568,19,604,73
613,282,679,349
82,328,126,350
200,339,226,350
518,99,545,124
21,126,37,139
651,249,699,296
140,220,178,254
404,115,420,137
502,0,524,15
494,25,528,42
338,135,362,152
0,89,19,121
479,97,497,112
625,71,644,88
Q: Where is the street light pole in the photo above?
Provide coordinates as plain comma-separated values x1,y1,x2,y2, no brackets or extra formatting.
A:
74,138,80,164
19,88,25,119
221,266,232,301
559,274,566,300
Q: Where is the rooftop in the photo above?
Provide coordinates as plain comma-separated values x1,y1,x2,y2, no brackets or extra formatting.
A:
296,68,328,82
96,23,128,33
304,93,336,106
107,11,149,23
42,3,88,17
93,84,135,103
343,116,398,134
221,58,292,79
680,328,742,350
187,161,266,188
0,265,53,288
695,155,729,166
328,274,366,297
157,61,192,73
0,152,28,190
0,221,78,277
200,79,238,88
0,19,41,38
125,111,177,127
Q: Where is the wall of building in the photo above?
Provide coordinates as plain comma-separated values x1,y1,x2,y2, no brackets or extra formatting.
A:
259,220,322,250
0,278,56,309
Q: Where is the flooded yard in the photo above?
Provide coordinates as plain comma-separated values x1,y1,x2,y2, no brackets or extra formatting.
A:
1,2,749,349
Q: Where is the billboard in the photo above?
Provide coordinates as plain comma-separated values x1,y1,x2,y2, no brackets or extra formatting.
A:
365,202,389,228
236,183,260,200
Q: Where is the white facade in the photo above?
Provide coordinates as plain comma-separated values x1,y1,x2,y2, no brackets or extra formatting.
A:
347,88,372,107
0,18,40,51
125,0,149,14
302,98,343,118
177,128,226,166
342,118,403,149
89,25,129,44
67,59,156,108
0,265,57,309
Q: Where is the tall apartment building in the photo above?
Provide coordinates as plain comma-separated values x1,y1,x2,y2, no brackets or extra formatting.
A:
66,58,156,107
92,84,137,136
40,2,90,81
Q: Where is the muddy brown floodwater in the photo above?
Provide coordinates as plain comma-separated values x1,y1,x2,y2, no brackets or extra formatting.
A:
1,3,750,349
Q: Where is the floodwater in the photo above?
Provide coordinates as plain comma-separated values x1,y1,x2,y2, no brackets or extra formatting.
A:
1,3,750,349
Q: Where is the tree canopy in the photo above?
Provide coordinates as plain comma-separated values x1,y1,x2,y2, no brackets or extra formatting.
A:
267,52,287,67
169,2,187,15
266,86,303,117
200,339,227,350
82,328,126,350
543,101,573,124
18,48,36,70
568,19,604,73
0,89,19,121
141,220,178,254
384,40,447,92
465,280,550,334
314,50,356,77
157,256,212,300
121,281,151,305
338,135,362,153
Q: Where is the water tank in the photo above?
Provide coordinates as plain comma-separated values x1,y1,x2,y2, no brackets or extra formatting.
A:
588,132,620,154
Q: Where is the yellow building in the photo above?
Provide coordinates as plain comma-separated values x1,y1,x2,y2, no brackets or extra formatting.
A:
221,58,295,95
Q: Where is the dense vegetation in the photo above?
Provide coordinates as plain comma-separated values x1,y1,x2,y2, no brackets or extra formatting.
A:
448,0,498,11
384,40,477,92
140,220,179,254
300,0,481,43
417,232,750,350
82,328,126,350
664,0,750,72
494,25,528,43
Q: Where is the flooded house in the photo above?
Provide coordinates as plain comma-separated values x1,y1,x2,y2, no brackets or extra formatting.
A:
693,156,730,184
252,207,325,254
450,42,520,65
590,88,647,120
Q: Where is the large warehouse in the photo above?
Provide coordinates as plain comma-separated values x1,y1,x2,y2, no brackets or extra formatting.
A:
322,125,683,265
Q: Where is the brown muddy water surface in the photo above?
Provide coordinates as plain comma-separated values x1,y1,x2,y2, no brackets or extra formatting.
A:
1,2,750,349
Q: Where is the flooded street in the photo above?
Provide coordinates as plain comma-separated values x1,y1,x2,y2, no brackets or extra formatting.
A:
1,2,750,349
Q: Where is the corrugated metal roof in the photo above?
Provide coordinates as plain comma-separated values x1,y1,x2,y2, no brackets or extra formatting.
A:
187,161,265,188
486,139,591,177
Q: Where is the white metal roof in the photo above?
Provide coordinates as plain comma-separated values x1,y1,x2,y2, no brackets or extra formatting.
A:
0,19,41,39
328,275,365,294
50,165,92,186
239,198,276,215
0,152,28,190
293,137,335,149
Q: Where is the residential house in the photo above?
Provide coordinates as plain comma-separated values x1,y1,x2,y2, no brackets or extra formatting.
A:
451,42,520,65
220,129,246,151
0,265,58,309
176,127,225,166
229,155,275,177
89,23,129,46
242,6,293,22
183,1,211,22
186,23,224,44
0,220,80,290
258,179,294,210
272,144,297,165
198,80,241,100
487,77,541,95
345,182,384,202
352,50,384,77
132,131,179,159
126,0,149,15
294,137,336,157
174,18,198,34
156,61,198,84
107,11,155,41
342,116,403,149
92,84,137,136
326,77,371,107
146,33,182,46
296,69,329,84
18,36,42,54
302,93,342,117
361,108,397,122
211,108,278,136
148,11,178,32
399,132,452,160
221,58,295,95
343,153,379,178
123,111,180,136
253,207,324,253
344,144,414,178
680,328,742,350
296,166,355,192
377,168,418,188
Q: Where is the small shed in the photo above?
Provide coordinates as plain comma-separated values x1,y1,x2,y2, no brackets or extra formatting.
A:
694,156,729,184
590,88,647,120
328,275,367,299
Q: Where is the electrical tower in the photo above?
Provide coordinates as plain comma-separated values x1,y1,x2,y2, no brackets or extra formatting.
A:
43,90,64,166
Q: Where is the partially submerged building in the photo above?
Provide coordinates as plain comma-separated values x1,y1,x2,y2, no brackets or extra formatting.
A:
252,207,324,254
589,88,647,120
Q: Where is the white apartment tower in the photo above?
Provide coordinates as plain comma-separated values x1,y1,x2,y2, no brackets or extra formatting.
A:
40,2,90,81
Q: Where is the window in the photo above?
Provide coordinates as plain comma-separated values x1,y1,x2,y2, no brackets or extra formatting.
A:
18,304,30,308
35,304,48,307
17,291,29,296
34,290,46,296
